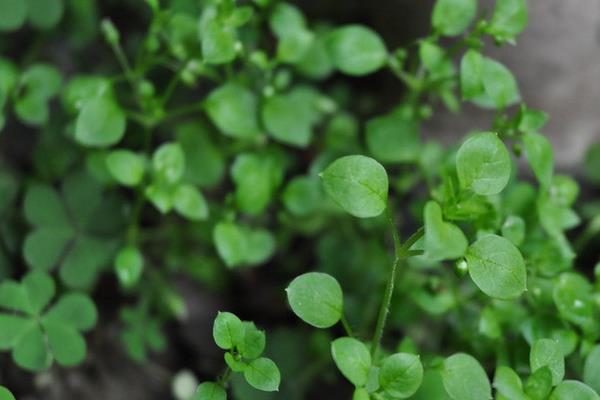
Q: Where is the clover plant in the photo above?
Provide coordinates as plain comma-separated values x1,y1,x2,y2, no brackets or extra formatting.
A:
0,0,599,398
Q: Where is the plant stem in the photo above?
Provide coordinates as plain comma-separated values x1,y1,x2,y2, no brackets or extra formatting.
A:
371,206,402,358
341,314,354,337
218,366,232,387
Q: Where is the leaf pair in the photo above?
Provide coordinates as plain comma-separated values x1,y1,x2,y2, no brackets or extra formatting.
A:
0,271,97,371
213,222,275,268
0,0,64,31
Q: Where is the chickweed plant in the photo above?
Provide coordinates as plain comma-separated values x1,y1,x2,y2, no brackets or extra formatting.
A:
0,0,600,399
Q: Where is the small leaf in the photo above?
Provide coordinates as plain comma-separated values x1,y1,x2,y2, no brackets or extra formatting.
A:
26,0,65,30
432,0,477,36
321,155,388,218
75,97,126,147
552,273,594,329
106,150,146,187
423,201,468,261
487,0,528,43
501,215,525,247
530,339,564,386
12,324,51,371
442,353,491,400
525,366,553,399
0,315,31,350
327,25,387,76
481,58,520,108
493,366,527,400
379,353,424,398
522,132,553,188
200,6,237,64
244,357,280,392
44,293,97,331
0,0,27,31
549,380,600,400
43,320,86,366
205,83,260,139
460,50,484,100
152,142,185,185
194,382,226,400
584,346,600,395
331,337,371,387
286,272,343,328
238,322,266,360
22,271,55,315
366,111,420,163
456,132,511,196
0,386,15,400
466,234,527,299
173,184,209,221
212,311,244,350
213,222,246,268
114,246,144,287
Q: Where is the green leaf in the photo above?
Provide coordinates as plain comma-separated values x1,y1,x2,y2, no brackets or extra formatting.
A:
442,353,491,400
456,132,511,196
205,83,260,139
552,273,595,329
366,111,420,163
44,293,97,331
0,281,30,314
584,346,600,395
269,2,306,37
530,339,564,386
518,107,549,134
353,388,369,400
213,222,274,268
487,0,528,43
493,366,527,400
43,319,86,366
481,58,520,108
176,123,225,188
283,176,323,216
327,25,387,76
296,34,334,79
0,315,31,350
24,184,70,227
262,87,320,148
194,382,226,400
200,6,237,64
212,311,244,350
26,0,65,29
501,215,525,247
238,322,266,360
0,0,27,31
75,97,126,147
62,75,113,113
286,272,343,328
522,132,553,188
231,152,283,215
106,150,146,186
525,366,553,400
244,357,280,392
59,236,116,289
460,50,484,100
14,64,61,125
173,184,209,221
466,234,526,299
321,155,388,218
0,386,15,400
153,142,185,185
22,271,55,315
331,337,371,387
23,227,73,272
244,229,276,266
423,201,468,261
13,323,51,371
224,352,247,373
549,381,600,400
432,0,477,36
379,353,424,398
114,246,144,287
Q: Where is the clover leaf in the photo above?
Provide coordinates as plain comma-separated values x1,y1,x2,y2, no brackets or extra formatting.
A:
0,271,97,371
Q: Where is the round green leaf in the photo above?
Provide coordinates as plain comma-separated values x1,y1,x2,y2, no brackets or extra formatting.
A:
22,271,55,315
522,132,553,188
550,380,600,400
212,311,243,350
173,184,209,221
466,234,526,299
487,0,528,43
379,353,424,398
205,83,260,139
23,227,74,271
243,357,280,392
0,0,27,31
493,366,525,400
0,386,15,400
424,201,468,261
321,155,388,218
153,142,185,184
442,353,491,400
115,246,144,287
366,112,420,163
286,272,343,328
238,322,266,360
24,184,70,227
44,293,98,331
526,366,553,399
584,346,600,394
331,337,371,387
456,132,511,196
432,0,477,36
26,0,65,29
460,49,484,100
176,123,225,188
43,319,86,366
75,97,126,147
0,315,31,350
327,25,387,76
481,58,520,109
213,222,246,268
501,215,525,246
106,150,146,186
194,382,226,400
530,339,564,386
13,324,52,371
552,273,594,328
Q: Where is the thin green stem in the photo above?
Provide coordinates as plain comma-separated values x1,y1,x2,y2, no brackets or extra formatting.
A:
218,366,232,387
340,314,354,337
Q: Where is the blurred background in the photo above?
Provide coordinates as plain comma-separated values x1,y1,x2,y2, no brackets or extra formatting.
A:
1,0,599,399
